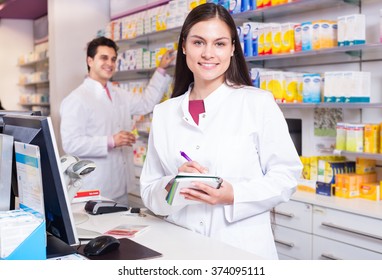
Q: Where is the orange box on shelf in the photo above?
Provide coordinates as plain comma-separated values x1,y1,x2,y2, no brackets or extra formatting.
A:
335,173,377,199
359,182,380,201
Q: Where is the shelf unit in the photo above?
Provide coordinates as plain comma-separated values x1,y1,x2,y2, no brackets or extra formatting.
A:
17,44,50,115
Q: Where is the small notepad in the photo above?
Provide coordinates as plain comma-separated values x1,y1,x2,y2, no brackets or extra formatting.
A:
166,173,222,206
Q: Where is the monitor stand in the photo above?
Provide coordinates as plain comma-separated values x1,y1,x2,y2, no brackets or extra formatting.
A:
46,234,77,259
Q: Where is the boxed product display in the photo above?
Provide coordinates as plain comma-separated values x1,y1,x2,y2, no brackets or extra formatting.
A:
359,182,381,201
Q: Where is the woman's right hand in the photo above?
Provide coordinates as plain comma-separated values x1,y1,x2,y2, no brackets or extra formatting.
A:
165,161,209,192
178,161,209,174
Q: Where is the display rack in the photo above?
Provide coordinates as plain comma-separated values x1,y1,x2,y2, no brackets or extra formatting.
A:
17,45,50,115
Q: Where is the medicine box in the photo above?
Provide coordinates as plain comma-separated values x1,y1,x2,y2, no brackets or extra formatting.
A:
1,207,46,260
2,221,46,260
363,124,380,154
356,158,376,174
335,173,377,199
316,181,333,196
359,182,380,201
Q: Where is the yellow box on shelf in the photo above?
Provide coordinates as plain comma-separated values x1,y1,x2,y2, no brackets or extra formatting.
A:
359,182,380,201
364,123,380,154
356,158,376,175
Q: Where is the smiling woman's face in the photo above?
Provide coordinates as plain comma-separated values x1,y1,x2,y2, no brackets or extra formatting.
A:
182,17,234,88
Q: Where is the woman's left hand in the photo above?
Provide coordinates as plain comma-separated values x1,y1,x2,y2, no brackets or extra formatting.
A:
179,180,234,205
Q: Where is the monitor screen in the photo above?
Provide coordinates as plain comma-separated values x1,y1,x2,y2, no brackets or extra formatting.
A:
0,133,13,211
0,110,41,133
1,110,42,208
2,115,78,258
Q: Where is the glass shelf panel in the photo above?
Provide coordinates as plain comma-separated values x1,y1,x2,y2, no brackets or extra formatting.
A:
115,27,181,48
246,43,382,64
333,149,382,160
278,102,382,109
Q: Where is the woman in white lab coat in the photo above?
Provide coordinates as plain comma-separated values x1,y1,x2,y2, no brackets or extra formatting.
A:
60,37,173,205
140,3,302,259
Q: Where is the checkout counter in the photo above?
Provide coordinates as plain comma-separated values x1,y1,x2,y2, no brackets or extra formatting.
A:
71,202,260,260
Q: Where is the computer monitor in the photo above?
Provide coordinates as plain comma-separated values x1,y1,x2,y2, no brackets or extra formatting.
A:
0,133,13,211
0,110,41,133
1,110,42,208
2,115,78,258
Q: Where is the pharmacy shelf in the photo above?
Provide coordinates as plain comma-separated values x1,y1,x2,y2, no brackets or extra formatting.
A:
112,68,156,81
246,43,382,66
19,103,50,107
278,102,382,109
18,57,49,67
333,149,382,161
112,65,175,81
115,26,181,48
233,0,359,21
19,80,49,86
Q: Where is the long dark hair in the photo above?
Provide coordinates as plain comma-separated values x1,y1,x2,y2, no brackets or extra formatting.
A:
171,3,252,98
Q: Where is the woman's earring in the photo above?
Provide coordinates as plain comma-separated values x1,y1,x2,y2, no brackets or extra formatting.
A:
183,51,186,55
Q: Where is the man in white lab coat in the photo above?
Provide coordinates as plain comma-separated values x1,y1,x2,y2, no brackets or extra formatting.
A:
60,36,174,205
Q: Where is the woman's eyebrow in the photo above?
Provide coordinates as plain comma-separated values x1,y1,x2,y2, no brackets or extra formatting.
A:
188,34,231,41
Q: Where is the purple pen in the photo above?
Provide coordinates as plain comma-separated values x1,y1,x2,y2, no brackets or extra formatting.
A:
180,151,192,161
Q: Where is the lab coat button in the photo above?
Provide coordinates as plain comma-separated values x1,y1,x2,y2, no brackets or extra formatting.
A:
199,221,203,226
202,114,206,118
196,145,200,150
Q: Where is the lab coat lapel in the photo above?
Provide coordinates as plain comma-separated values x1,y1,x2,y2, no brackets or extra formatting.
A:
180,90,200,129
197,83,232,130
180,83,232,131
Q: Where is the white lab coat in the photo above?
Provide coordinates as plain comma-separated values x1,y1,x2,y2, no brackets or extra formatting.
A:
140,83,303,259
60,71,172,205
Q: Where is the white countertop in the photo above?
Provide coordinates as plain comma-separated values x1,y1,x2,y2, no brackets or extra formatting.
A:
71,203,261,260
